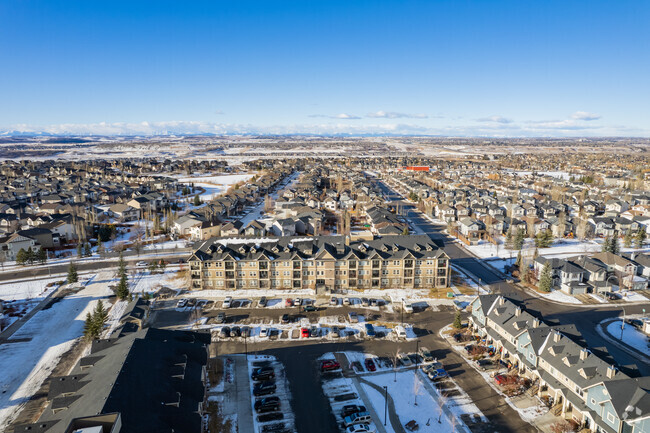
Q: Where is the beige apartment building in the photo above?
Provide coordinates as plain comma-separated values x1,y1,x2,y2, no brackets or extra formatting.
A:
188,235,450,291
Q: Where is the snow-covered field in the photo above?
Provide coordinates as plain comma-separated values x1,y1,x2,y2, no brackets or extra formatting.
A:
0,276,62,302
361,370,473,433
0,271,115,431
605,319,650,357
130,267,185,294
177,173,255,201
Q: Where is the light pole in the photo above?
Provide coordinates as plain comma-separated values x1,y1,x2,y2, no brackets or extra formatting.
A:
384,386,388,425
244,331,248,360
621,307,627,340
401,298,405,327
477,278,481,297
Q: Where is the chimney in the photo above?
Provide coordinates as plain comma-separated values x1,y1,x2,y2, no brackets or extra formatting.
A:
345,235,350,246
499,296,506,306
580,348,589,361
533,318,540,328
607,365,617,379
515,307,521,317
553,331,561,343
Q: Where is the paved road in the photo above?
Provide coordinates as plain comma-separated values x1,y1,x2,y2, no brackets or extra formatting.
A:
375,177,650,374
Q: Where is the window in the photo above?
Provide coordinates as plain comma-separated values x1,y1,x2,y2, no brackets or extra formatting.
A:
393,260,400,266
591,398,596,406
416,260,422,265
393,270,400,275
606,412,615,424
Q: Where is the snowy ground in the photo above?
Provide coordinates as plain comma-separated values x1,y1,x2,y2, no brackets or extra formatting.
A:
539,289,583,305
177,173,256,201
129,266,185,295
361,370,473,433
0,271,115,431
605,319,650,357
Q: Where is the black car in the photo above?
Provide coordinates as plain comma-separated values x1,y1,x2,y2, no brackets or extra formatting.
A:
341,404,367,418
252,366,275,381
257,412,284,423
303,305,317,312
231,326,241,337
219,326,231,338
253,380,277,396
241,326,251,337
281,314,290,324
259,296,268,307
254,396,281,413
216,312,226,323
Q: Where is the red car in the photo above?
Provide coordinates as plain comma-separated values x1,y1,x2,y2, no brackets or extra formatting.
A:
364,358,376,372
494,374,513,386
320,360,341,372
285,298,294,307
300,327,310,338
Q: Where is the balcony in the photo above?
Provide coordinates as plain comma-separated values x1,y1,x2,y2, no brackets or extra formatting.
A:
293,271,301,279
293,261,301,269
225,262,234,270
225,271,235,279
404,260,414,268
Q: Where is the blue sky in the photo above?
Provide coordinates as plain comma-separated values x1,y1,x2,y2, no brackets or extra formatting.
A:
1,0,649,136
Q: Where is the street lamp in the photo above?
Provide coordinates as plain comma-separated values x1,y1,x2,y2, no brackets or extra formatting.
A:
401,298,405,327
477,278,482,297
621,307,627,340
383,386,388,426
244,331,248,360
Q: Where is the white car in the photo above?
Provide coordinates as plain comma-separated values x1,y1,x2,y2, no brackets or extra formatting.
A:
222,296,232,308
136,261,148,267
259,327,269,338
403,303,414,313
343,297,351,305
394,325,407,339
346,425,373,433
176,299,188,308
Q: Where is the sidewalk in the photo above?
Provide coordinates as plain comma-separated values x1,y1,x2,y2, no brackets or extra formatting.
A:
351,377,390,433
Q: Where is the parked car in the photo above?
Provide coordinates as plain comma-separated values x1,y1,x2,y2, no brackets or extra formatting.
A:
341,405,367,419
252,366,275,381
241,326,251,337
362,298,370,307
254,396,280,413
285,298,294,307
187,298,197,307
136,261,147,267
321,360,341,372
259,296,268,308
394,325,407,339
427,368,448,381
331,326,341,338
280,314,290,324
348,312,358,323
304,305,317,312
176,299,188,308
403,302,414,313
231,326,241,337
259,327,269,338
364,323,376,338
219,327,231,338
216,312,226,323
345,425,372,433
342,411,372,427
476,358,493,370
419,347,435,363
398,353,412,366
253,380,276,396
257,412,284,423
301,327,310,338
364,358,376,372
294,298,302,306
343,297,351,305
330,297,338,306
223,296,232,308
309,327,319,338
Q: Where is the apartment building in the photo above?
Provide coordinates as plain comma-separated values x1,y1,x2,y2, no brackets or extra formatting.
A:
470,295,650,433
188,235,450,291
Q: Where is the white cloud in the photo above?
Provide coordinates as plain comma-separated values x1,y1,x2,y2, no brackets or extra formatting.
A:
476,115,513,124
366,111,428,119
308,113,361,120
571,111,601,121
